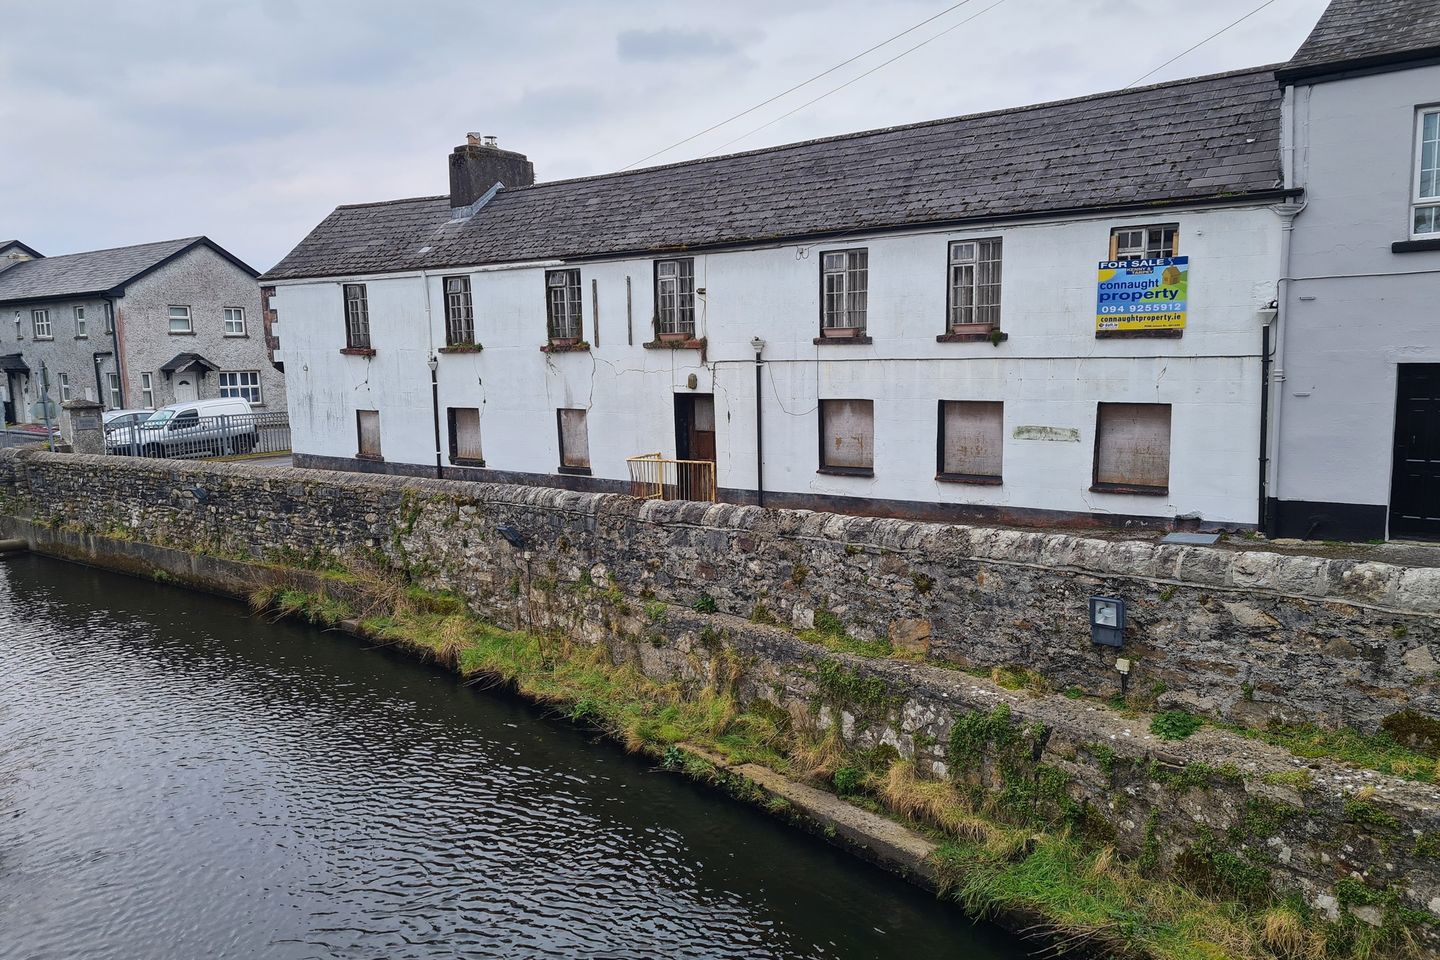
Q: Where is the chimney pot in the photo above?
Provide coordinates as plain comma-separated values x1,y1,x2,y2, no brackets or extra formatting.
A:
466,132,482,146
483,135,498,148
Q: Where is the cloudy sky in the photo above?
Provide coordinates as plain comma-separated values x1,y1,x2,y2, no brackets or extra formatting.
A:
1,0,1329,271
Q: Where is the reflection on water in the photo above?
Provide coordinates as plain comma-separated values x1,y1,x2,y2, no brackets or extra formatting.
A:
0,554,1019,959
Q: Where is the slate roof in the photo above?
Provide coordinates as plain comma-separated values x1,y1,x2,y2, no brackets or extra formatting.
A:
263,66,1287,282
1278,0,1440,81
0,241,43,260
0,353,29,373
159,352,219,374
0,237,258,305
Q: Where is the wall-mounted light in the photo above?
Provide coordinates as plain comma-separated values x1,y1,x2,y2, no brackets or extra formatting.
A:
427,354,439,374
1089,596,1125,648
495,523,526,550
750,336,766,356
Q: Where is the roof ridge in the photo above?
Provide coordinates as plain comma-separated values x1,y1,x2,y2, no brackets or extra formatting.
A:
335,195,447,211
15,235,202,263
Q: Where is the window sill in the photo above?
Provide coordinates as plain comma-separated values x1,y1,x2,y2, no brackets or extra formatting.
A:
936,472,1003,486
450,456,486,468
1090,482,1168,496
438,344,484,354
937,331,1007,344
168,331,196,336
74,335,88,341
355,452,385,462
541,342,590,354
223,333,249,339
1392,238,1440,253
340,347,376,357
557,465,592,476
813,335,873,345
1095,329,1183,340
643,336,707,351
33,336,53,341
817,465,874,478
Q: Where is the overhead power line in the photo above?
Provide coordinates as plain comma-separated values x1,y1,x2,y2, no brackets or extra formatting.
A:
622,0,983,170
1126,0,1281,87
703,0,1011,157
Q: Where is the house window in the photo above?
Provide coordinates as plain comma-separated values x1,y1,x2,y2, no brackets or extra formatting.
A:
948,239,1002,330
937,400,1003,483
103,305,114,334
556,408,590,473
447,407,484,464
1414,109,1440,236
1109,225,1179,261
1093,403,1172,495
818,399,874,475
343,284,371,349
106,373,122,408
546,270,583,343
31,309,51,339
356,409,382,459
141,372,154,408
218,370,262,404
58,373,72,402
444,276,474,345
74,305,87,338
820,249,868,335
168,305,193,334
223,307,247,336
655,258,695,338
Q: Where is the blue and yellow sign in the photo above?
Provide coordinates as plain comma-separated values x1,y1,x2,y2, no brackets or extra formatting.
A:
1096,257,1188,332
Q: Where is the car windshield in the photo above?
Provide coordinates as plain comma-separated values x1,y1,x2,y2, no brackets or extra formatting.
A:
145,410,176,426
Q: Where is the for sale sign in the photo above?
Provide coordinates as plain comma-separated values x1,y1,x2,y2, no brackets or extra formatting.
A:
1096,257,1188,332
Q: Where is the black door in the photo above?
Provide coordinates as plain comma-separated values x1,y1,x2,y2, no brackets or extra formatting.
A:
1391,364,1440,540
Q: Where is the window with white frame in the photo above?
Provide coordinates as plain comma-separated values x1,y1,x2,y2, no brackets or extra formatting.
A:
74,305,87,338
545,269,583,343
218,370,262,404
103,305,114,334
141,372,154,408
106,373,122,408
444,276,474,345
948,239,1003,330
820,249,868,335
654,258,695,338
223,307,247,336
1414,109,1440,236
31,309,51,339
168,305,193,334
59,372,72,402
1110,224,1179,261
343,284,371,349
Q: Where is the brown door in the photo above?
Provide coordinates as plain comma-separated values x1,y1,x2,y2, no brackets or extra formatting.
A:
675,394,715,462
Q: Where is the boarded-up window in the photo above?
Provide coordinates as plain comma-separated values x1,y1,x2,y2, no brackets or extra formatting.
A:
938,401,1003,482
557,408,590,471
819,399,874,473
448,407,483,464
1093,403,1171,493
356,409,382,459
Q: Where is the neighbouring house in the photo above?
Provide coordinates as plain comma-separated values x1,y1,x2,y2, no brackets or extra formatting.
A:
1268,0,1440,541
264,69,1294,532
0,236,285,425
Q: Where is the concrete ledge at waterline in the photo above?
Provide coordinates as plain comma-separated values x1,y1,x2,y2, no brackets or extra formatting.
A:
0,538,29,557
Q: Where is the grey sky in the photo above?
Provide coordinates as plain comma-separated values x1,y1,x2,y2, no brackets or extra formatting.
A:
0,0,1328,271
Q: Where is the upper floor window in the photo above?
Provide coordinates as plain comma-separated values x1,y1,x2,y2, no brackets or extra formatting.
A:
103,305,115,334
948,239,1002,331
1414,109,1440,236
1109,224,1178,261
74,305,87,338
31,309,51,339
820,249,868,336
223,307,247,336
444,276,474,345
655,258,695,339
343,284,371,349
168,305,193,334
546,269,582,344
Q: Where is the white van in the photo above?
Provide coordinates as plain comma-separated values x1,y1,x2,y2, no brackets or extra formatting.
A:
124,397,256,458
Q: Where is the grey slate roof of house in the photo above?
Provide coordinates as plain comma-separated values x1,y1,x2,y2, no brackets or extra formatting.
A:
0,236,258,305
262,66,1287,283
1278,0,1440,81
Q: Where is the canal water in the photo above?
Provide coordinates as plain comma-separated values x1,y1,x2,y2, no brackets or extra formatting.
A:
0,555,1022,959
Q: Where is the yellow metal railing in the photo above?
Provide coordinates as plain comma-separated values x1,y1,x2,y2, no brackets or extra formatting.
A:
626,453,717,503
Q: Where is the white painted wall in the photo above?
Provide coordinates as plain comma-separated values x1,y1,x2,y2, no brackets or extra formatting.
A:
275,203,1280,525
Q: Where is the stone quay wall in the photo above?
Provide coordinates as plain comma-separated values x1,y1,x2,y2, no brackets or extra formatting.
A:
3,450,1437,734
4,448,1440,940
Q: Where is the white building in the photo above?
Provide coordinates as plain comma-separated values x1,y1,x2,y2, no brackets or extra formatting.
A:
265,68,1294,531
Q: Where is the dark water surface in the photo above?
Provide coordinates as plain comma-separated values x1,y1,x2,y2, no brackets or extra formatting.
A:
0,555,1020,959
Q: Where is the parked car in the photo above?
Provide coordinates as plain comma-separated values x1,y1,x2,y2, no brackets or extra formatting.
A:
103,409,158,455
125,398,258,458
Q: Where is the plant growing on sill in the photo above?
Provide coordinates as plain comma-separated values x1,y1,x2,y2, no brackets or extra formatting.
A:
541,340,590,354
439,342,484,354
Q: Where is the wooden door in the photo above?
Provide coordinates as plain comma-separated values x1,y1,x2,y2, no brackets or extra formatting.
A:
1391,364,1440,540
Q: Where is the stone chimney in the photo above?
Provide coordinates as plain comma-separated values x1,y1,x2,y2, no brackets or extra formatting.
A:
449,132,534,208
